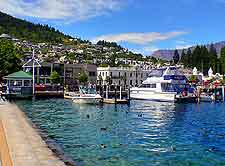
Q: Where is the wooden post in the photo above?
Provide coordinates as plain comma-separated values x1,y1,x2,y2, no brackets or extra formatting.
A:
120,85,122,100
128,85,131,104
106,85,109,99
114,84,117,104
222,86,225,102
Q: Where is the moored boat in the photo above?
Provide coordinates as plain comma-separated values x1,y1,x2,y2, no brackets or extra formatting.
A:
72,86,102,104
130,66,195,102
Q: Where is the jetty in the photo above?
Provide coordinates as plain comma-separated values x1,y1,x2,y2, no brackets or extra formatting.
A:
0,102,66,166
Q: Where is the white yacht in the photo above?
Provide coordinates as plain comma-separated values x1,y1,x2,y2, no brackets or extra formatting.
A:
130,66,194,102
72,86,102,104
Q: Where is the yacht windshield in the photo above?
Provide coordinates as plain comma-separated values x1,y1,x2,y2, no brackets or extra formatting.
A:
148,69,166,77
166,67,183,75
161,83,190,93
80,87,97,94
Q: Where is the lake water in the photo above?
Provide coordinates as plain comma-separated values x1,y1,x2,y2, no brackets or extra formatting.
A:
16,99,225,166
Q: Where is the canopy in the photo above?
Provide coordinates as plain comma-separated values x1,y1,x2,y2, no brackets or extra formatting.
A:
3,71,32,80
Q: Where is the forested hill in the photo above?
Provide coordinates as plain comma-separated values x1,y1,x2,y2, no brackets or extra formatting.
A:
0,11,75,43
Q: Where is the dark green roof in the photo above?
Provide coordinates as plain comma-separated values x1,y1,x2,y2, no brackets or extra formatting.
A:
3,71,32,80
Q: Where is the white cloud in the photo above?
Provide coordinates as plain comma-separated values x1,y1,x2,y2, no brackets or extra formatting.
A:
176,45,193,49
92,31,188,45
131,46,159,56
0,0,124,21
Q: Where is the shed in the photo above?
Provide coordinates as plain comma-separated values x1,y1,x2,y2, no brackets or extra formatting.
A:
3,71,33,98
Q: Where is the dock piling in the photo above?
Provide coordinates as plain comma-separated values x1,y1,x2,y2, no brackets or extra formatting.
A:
114,84,117,104
120,86,122,100
106,85,108,99
222,86,225,102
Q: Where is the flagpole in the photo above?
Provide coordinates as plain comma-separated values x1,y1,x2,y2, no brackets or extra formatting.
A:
32,49,35,95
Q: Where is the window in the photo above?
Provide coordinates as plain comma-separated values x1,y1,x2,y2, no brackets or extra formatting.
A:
89,72,96,77
149,84,156,88
102,72,104,76
130,80,133,86
24,80,31,87
110,72,112,77
119,80,121,85
10,80,22,87
141,73,143,78
119,72,120,77
124,72,127,77
140,84,156,88
130,73,132,78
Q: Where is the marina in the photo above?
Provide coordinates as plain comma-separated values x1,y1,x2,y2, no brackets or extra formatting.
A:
1,3,225,165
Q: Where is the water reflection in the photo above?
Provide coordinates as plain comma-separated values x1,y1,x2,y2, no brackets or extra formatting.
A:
16,99,225,166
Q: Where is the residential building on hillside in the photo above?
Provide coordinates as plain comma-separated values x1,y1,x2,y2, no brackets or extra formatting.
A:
97,66,152,87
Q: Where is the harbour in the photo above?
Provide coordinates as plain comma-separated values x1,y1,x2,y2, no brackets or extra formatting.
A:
1,3,225,165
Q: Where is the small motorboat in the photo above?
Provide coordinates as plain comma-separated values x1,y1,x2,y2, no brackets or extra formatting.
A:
200,93,213,102
72,86,102,104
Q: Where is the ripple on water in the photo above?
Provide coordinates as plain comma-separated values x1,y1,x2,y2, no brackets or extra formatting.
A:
16,99,225,166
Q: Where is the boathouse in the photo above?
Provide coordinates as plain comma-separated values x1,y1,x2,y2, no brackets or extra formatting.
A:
2,71,33,98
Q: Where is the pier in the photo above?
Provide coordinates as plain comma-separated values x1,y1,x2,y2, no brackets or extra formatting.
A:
0,102,66,166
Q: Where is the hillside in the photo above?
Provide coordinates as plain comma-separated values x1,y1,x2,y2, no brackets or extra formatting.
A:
152,41,225,60
0,11,75,43
0,11,154,66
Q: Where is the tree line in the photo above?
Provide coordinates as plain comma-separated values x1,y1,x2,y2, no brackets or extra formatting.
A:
0,11,73,44
173,45,225,75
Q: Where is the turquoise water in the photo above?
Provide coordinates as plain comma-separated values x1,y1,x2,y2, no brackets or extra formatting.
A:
16,99,225,166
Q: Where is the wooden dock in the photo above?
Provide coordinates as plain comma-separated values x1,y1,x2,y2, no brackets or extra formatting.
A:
103,98,129,104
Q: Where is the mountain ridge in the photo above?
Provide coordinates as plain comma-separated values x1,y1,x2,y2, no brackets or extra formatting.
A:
152,41,225,61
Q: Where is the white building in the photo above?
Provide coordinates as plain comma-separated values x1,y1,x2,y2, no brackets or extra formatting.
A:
97,66,152,87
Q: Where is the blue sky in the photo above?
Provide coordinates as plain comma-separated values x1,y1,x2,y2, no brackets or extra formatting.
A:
0,0,225,55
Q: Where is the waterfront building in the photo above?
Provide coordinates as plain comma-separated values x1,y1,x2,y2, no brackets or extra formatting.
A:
23,62,97,91
2,71,33,98
97,66,152,87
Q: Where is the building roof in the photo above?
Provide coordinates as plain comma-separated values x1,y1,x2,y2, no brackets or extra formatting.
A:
0,33,12,39
3,71,32,80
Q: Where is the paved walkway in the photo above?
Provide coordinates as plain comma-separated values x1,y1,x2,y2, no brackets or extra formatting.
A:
0,102,66,166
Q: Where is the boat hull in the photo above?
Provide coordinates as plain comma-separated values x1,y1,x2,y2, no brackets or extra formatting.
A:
72,96,102,104
130,89,176,102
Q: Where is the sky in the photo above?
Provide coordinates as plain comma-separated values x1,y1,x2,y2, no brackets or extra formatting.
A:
0,0,225,56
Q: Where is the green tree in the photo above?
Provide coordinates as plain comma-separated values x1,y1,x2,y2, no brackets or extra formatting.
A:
0,39,21,79
220,46,225,74
173,49,180,64
209,44,218,73
49,71,60,84
200,46,209,75
180,49,187,66
192,45,201,70
78,72,88,85
186,48,192,68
